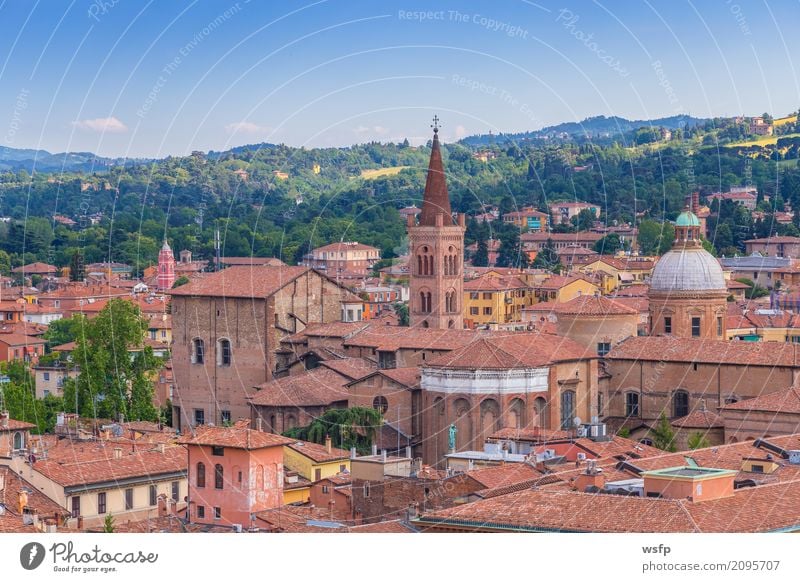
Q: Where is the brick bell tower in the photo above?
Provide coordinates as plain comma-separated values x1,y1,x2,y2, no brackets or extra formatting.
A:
407,118,465,329
157,239,176,291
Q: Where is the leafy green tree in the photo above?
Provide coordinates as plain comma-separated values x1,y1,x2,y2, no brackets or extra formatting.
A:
44,315,87,350
637,219,674,255
571,208,597,231
282,407,382,454
736,278,769,299
102,513,115,533
64,299,162,421
0,249,11,275
393,302,409,326
472,237,489,267
532,239,560,272
496,229,529,268
593,233,622,255
687,432,709,450
650,412,677,452
172,276,190,288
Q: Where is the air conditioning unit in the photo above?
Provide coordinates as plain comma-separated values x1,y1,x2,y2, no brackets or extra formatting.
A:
232,524,243,533
577,452,587,461
788,450,800,465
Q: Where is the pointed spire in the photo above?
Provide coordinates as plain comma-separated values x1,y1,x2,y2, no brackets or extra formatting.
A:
419,120,452,227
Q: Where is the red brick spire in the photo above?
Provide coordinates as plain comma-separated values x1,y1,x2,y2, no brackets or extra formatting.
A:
419,123,452,227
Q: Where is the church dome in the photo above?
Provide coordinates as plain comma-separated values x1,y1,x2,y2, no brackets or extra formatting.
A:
650,246,726,293
675,210,701,227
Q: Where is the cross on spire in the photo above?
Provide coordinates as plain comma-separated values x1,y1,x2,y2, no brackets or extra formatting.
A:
431,115,441,133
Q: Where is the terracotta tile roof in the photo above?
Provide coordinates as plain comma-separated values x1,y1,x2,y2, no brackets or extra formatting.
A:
250,366,351,407
473,474,565,499
463,274,530,291
169,265,312,298
111,516,232,533
551,294,637,316
0,418,36,431
608,336,800,367
462,463,542,490
348,520,416,533
0,333,46,346
219,256,285,267
32,443,187,488
12,262,58,274
312,242,379,253
0,466,68,520
521,232,603,243
178,421,293,450
746,236,800,244
612,283,649,297
721,386,800,414
254,505,348,533
342,324,477,352
538,273,595,290
426,332,594,369
488,427,572,442
377,367,420,388
556,246,598,256
318,357,376,380
605,295,649,313
287,440,350,463
297,321,371,339
671,408,724,429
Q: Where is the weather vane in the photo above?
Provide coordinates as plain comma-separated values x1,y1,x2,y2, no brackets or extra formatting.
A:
431,115,441,133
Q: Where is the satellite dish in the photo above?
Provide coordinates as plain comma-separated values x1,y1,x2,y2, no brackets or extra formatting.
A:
573,416,583,427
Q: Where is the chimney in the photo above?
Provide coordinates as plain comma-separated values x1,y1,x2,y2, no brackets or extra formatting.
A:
406,446,412,459
0,410,8,429
381,450,387,462
157,495,167,517
113,447,122,460
371,444,378,456
156,443,165,454
574,460,605,491
255,416,263,432
350,447,357,460
324,435,332,454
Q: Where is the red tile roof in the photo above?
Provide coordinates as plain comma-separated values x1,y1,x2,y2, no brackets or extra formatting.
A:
463,274,530,291
670,408,724,429
550,294,637,316
317,357,376,380
178,421,293,450
0,418,36,431
12,262,58,274
287,440,350,463
426,332,594,369
608,336,800,367
169,265,312,298
0,333,46,346
312,242,379,253
249,366,351,407
721,386,800,414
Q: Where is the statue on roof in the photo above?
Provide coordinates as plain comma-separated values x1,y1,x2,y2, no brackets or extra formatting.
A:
448,423,457,451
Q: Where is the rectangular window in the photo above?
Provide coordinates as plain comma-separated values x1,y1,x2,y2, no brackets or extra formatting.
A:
340,464,346,472
194,409,205,426
44,372,50,381
482,292,492,300
717,317,723,336
664,317,672,334
71,496,80,518
125,488,133,510
149,485,157,506
364,482,370,498
469,292,479,300
315,468,322,481
469,307,479,316
597,342,611,357
691,317,701,337
214,507,221,520
197,505,205,519
212,446,224,457
483,307,492,315
751,464,764,473
97,492,106,515
171,481,179,502
322,485,330,494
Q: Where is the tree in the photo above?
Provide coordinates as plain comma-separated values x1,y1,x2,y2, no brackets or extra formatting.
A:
496,229,529,268
69,251,86,282
736,277,769,299
571,208,596,231
532,239,560,272
282,407,382,454
172,276,190,288
650,412,677,452
44,315,87,350
593,233,622,255
687,432,709,450
102,513,115,533
393,301,409,326
64,299,162,421
637,219,674,255
472,237,489,267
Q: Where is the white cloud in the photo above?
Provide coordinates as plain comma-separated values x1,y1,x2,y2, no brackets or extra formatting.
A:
353,125,390,137
71,116,128,133
225,121,271,134
454,125,468,139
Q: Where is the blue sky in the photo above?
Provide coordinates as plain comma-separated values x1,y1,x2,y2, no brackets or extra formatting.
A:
1,0,798,158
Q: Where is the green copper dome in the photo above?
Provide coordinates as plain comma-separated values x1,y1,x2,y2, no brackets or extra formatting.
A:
675,210,701,227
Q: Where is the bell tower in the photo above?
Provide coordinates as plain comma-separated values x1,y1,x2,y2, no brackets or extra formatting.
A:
157,240,176,291
407,118,465,329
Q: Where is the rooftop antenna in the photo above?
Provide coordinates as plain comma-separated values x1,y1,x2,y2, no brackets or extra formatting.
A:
214,226,221,272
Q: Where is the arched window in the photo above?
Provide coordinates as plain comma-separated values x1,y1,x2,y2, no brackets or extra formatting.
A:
625,392,640,417
286,415,297,430
217,338,232,366
214,464,224,489
12,431,23,450
372,395,389,414
192,338,205,364
560,390,576,430
534,397,548,428
196,462,206,488
420,290,432,314
417,254,423,275
673,390,689,418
